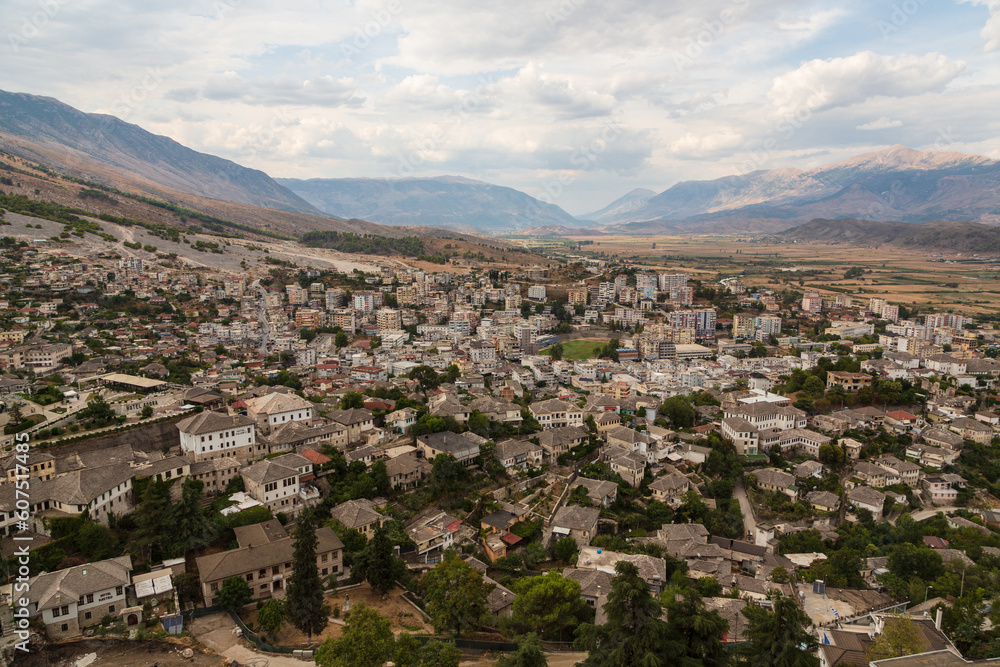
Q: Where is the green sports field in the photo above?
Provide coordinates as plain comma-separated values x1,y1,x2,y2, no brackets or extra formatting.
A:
541,338,608,360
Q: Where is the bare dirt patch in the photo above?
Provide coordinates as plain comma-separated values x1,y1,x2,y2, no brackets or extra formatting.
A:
10,638,223,667
242,583,433,649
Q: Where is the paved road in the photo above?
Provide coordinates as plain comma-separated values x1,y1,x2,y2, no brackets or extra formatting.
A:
906,506,959,522
734,477,757,540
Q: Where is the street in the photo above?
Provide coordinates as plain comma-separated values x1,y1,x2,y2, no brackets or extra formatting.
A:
734,477,757,540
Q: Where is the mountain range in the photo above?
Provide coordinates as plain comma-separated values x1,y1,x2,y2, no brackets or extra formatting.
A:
277,175,584,232
594,145,1000,233
2,89,1000,237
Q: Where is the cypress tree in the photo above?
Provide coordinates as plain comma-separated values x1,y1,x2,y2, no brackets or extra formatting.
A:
285,512,330,644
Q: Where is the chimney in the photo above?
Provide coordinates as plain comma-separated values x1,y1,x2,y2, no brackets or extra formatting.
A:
935,607,943,630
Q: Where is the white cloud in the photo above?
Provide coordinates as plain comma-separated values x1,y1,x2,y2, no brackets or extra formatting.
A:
500,64,617,119
769,51,966,116
671,131,744,157
857,116,903,130
960,0,1000,51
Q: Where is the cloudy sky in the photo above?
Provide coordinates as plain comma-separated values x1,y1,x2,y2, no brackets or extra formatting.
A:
3,0,1000,214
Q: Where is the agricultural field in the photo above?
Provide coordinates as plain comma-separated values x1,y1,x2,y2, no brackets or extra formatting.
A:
566,234,1000,315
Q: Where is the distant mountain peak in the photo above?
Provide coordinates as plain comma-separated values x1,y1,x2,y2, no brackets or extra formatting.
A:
828,144,995,172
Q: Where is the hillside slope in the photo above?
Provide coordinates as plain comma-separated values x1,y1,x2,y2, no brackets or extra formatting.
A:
0,89,321,215
783,218,1000,253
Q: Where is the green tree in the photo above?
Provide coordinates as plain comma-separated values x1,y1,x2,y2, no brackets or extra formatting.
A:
131,479,172,562
886,543,943,584
468,410,491,438
75,520,120,560
341,391,365,409
817,443,845,466
552,536,578,563
658,395,697,428
549,342,564,361
409,365,440,399
866,614,928,662
495,632,548,667
428,453,467,495
8,401,22,426
740,592,819,667
169,477,210,554
500,572,592,641
285,514,331,643
420,551,495,637
575,561,676,666
315,603,394,667
141,405,153,418
663,589,731,667
802,375,825,398
257,598,285,642
335,331,349,348
351,524,406,596
216,576,252,612
419,639,463,667
78,394,117,423
370,459,391,496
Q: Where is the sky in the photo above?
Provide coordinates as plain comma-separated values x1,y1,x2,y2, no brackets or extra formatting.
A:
2,0,1000,215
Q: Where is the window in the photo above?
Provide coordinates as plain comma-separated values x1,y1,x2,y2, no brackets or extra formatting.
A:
211,582,219,592
260,584,268,591
321,568,328,576
259,569,267,578
116,586,123,596
321,553,328,562
61,624,68,632
272,566,280,575
246,573,254,582
85,611,92,620
86,593,94,604
109,605,115,613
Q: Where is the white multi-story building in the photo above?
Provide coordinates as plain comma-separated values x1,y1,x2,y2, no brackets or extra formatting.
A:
801,292,823,314
659,273,688,291
527,285,547,301
177,411,259,461
245,393,315,435
376,308,402,332
668,309,717,340
754,315,782,337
